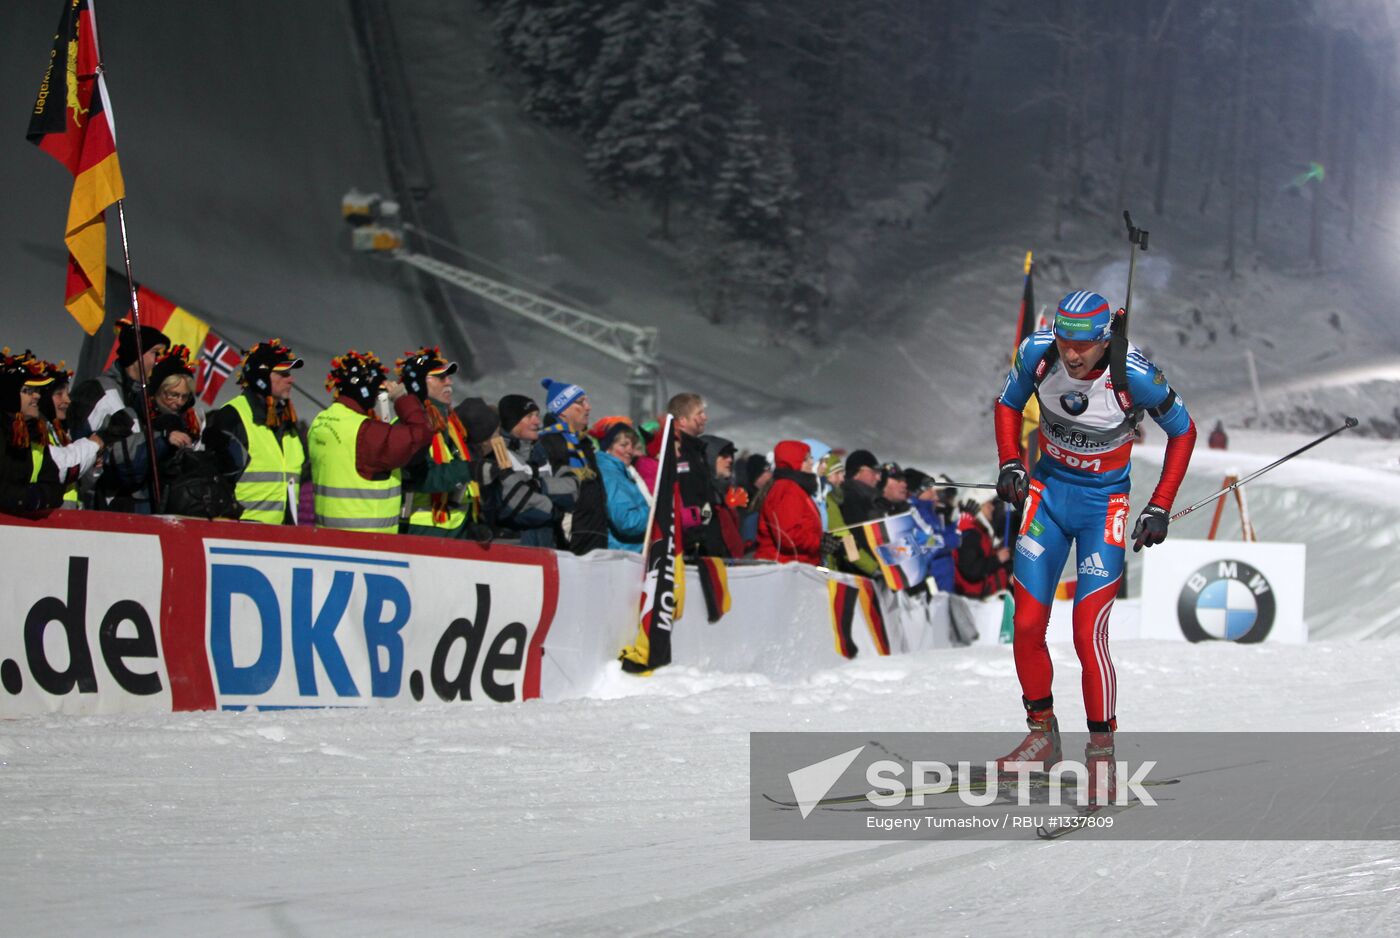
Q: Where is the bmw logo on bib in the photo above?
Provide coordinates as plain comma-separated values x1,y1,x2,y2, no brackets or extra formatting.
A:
1175,560,1277,642
1059,391,1089,416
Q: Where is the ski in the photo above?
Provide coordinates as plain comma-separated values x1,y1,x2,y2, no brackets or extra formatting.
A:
1035,800,1144,840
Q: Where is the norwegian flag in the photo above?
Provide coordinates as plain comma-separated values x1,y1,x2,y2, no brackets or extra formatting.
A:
196,332,242,404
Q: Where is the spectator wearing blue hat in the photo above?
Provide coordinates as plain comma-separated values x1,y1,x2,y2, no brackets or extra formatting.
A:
535,377,609,553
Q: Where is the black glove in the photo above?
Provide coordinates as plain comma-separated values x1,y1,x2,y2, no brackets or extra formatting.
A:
398,357,430,401
820,532,842,558
996,459,1028,506
1131,503,1169,552
96,410,135,446
21,484,48,512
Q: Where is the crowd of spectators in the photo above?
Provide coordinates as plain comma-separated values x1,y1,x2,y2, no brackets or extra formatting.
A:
2,322,1017,600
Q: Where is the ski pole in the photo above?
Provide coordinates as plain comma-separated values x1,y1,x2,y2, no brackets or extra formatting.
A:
940,481,999,490
1170,417,1358,523
826,510,914,535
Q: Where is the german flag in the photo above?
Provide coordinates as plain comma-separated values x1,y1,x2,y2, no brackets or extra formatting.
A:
856,578,891,656
1014,251,1040,468
619,416,683,674
97,272,209,372
80,267,242,404
1015,250,1036,347
694,556,731,623
827,580,859,660
28,0,125,336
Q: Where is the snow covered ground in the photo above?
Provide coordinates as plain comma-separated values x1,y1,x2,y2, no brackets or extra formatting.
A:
5,638,1400,936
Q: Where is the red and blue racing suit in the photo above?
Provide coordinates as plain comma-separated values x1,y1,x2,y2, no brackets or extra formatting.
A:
995,331,1196,731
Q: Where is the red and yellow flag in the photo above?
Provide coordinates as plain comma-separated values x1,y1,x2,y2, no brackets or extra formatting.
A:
827,580,860,660
28,0,125,336
694,557,731,623
100,282,209,371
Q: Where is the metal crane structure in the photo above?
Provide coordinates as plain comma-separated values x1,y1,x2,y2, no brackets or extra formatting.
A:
342,190,661,423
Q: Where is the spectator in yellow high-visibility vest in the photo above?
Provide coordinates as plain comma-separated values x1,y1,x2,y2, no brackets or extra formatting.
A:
397,346,475,538
1,351,69,512
307,350,432,535
203,339,307,524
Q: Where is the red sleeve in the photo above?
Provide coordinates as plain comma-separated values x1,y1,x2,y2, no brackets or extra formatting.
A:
1149,418,1197,509
356,395,433,476
995,401,1024,464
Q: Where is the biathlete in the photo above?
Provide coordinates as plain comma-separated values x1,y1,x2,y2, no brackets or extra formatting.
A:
993,290,1196,795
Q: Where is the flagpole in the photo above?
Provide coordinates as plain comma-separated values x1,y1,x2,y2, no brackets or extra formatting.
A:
93,4,162,510
115,194,162,510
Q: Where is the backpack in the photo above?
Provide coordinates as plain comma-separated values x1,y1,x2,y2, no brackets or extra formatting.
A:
160,448,242,520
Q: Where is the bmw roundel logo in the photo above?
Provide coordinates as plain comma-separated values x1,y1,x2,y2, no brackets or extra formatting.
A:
1060,391,1089,416
1176,560,1276,643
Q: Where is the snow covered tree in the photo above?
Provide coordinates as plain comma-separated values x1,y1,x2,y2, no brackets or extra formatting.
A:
710,102,801,247
698,105,819,331
575,0,650,137
586,0,722,237
487,0,613,128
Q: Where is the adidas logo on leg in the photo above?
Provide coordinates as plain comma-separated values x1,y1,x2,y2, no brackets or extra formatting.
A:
1078,552,1112,578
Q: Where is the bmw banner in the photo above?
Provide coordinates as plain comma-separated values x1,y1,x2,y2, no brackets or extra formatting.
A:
1140,540,1307,643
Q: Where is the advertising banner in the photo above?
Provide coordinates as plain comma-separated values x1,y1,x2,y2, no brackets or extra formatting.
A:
1140,539,1306,643
203,539,554,709
0,526,171,715
3,512,978,714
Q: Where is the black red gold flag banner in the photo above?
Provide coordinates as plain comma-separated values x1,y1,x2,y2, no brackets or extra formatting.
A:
695,557,731,623
78,268,243,404
1013,251,1041,471
1015,250,1035,348
619,416,681,674
827,580,859,660
28,0,125,336
856,578,891,656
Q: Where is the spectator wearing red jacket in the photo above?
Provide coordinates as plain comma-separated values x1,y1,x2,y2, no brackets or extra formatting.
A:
754,440,823,565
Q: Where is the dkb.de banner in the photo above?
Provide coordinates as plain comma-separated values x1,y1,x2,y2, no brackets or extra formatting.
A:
2,511,980,716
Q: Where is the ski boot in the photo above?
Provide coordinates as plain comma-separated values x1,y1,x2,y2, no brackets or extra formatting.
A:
995,697,1062,773
1084,729,1117,809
